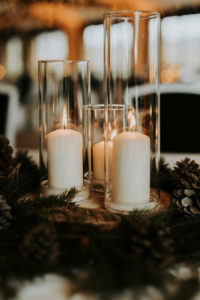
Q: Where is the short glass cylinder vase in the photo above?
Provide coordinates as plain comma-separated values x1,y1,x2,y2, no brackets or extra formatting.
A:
38,59,91,200
104,11,160,212
86,104,125,193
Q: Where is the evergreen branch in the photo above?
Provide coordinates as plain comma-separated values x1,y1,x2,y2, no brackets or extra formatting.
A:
0,136,200,298
13,188,77,217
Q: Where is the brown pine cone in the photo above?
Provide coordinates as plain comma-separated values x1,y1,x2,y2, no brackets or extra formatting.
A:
20,224,59,263
0,135,13,172
173,158,200,216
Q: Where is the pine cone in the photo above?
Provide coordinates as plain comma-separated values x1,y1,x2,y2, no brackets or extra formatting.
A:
0,135,13,172
21,224,59,263
173,158,200,216
0,195,12,231
0,151,40,202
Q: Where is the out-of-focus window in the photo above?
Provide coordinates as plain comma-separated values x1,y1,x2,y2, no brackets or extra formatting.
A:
6,36,23,78
32,30,68,76
83,24,104,79
161,14,200,83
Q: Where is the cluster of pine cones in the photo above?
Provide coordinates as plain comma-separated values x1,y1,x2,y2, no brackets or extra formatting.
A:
173,158,200,216
1,134,200,266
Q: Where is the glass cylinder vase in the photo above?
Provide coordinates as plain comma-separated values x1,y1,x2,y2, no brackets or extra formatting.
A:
104,11,160,212
86,104,125,193
39,60,90,200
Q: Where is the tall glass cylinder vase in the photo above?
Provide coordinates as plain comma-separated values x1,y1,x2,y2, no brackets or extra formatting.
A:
39,60,90,200
104,11,160,212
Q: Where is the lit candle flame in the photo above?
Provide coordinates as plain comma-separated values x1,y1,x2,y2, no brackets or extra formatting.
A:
62,106,67,129
128,110,136,131
110,129,117,140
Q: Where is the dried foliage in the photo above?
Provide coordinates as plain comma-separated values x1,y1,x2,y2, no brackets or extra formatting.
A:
0,136,200,299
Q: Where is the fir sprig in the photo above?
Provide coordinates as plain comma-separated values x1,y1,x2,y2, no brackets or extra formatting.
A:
13,188,77,217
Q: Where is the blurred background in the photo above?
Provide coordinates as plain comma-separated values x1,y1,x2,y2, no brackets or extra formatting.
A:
1,0,200,154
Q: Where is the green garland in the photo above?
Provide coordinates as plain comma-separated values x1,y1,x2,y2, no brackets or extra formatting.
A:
0,135,200,299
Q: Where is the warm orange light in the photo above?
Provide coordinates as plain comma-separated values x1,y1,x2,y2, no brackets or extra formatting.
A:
0,65,6,80
161,65,180,84
110,129,117,140
128,110,136,131
149,67,154,83
62,106,67,129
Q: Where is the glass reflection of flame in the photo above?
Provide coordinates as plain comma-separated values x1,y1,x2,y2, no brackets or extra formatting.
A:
62,105,67,129
128,110,136,131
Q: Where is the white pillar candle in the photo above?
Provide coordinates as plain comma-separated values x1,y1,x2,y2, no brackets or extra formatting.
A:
112,131,150,205
93,141,113,181
47,129,83,190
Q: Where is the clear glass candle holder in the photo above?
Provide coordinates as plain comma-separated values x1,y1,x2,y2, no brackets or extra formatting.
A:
104,11,160,212
86,104,125,193
38,59,90,201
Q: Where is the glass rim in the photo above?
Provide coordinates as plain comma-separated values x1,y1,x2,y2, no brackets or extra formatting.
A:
38,59,90,65
84,104,126,111
104,10,160,20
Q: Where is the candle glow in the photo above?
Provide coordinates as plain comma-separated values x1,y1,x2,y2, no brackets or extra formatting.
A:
62,106,67,129
93,128,116,182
